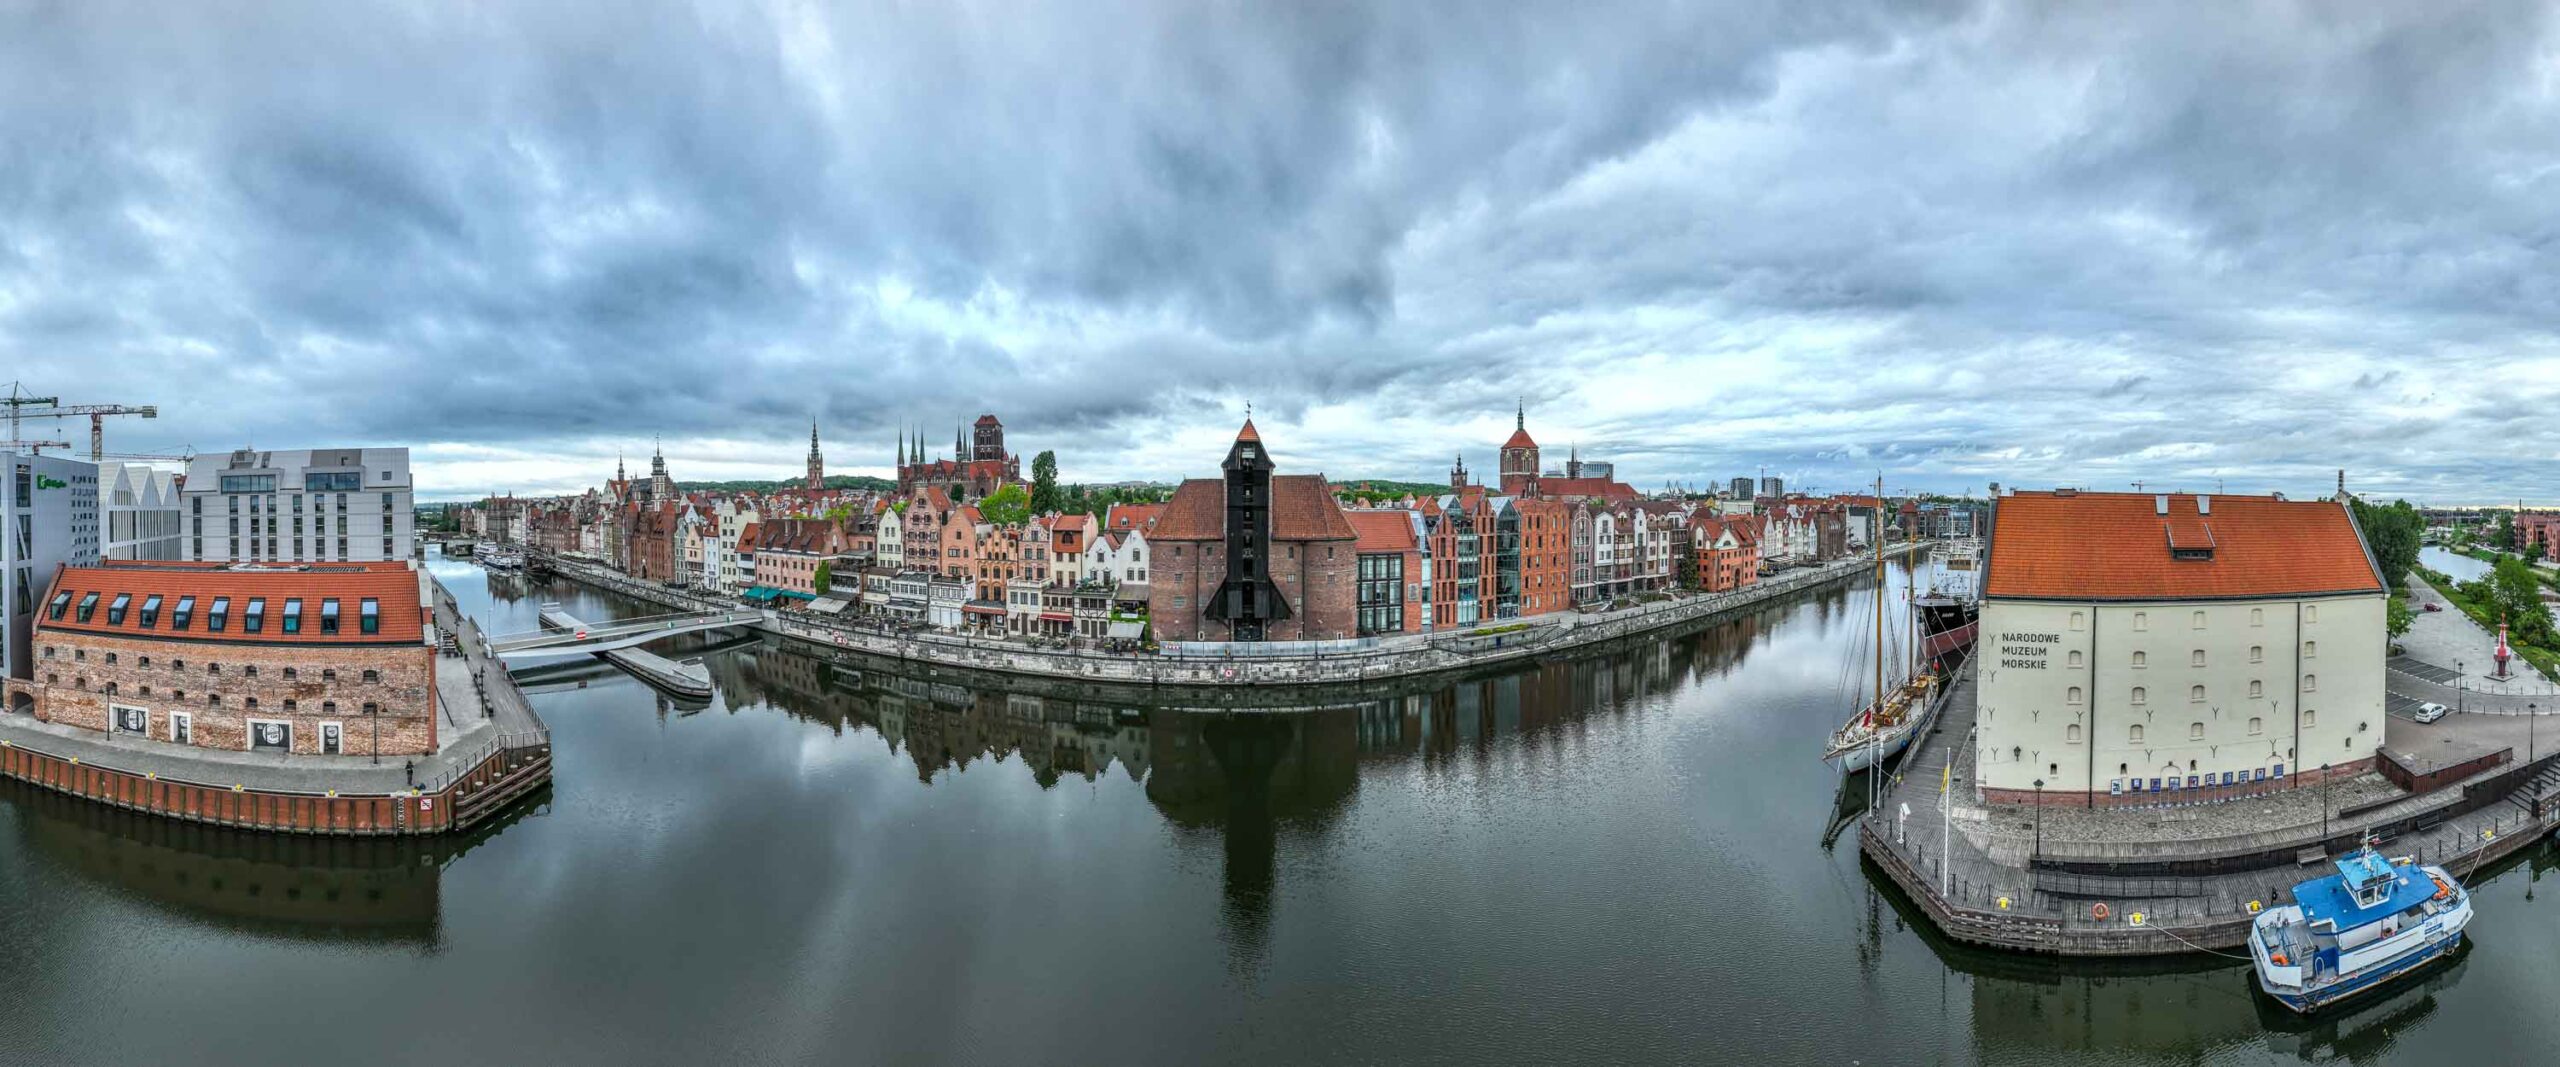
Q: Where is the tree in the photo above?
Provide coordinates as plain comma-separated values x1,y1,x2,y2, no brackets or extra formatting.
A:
2350,498,2423,592
1030,451,1062,515
2386,597,2415,641
2493,557,2554,647
2496,510,2516,550
812,559,834,594
978,483,1032,526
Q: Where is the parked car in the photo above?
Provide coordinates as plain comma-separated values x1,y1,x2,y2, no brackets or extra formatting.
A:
2414,702,2450,724
2422,602,2444,612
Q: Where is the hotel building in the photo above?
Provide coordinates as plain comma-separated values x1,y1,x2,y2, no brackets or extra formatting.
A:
182,448,416,563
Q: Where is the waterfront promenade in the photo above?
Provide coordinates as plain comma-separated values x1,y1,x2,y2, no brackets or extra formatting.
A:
1862,666,2560,956
534,543,1925,689
0,583,550,836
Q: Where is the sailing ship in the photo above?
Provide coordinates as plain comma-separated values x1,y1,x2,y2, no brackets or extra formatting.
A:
1823,478,1942,773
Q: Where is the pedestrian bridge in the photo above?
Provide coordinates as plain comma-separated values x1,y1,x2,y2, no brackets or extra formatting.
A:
485,608,766,661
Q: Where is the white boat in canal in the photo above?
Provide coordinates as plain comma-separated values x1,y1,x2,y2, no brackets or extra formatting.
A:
2249,845,2471,1014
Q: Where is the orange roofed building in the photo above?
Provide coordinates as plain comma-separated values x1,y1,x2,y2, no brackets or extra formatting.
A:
1147,420,1358,643
1974,490,2386,807
5,560,440,758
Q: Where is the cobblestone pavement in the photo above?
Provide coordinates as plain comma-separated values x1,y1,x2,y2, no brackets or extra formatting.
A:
2400,574,2554,690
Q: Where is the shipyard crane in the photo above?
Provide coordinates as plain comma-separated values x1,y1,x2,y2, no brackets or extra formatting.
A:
1,381,159,461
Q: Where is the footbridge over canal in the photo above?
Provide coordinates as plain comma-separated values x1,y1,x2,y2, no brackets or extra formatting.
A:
485,608,765,661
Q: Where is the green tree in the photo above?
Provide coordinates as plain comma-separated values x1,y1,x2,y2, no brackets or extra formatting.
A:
2350,498,2423,592
2496,510,2516,550
2493,557,2554,647
978,483,1032,526
1030,451,1062,515
812,559,834,594
2386,597,2415,641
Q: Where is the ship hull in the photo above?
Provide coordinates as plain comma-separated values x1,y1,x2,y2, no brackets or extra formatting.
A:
2259,931,2465,1014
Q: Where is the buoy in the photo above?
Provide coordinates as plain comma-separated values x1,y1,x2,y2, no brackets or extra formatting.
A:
2247,900,2263,914
1996,896,2011,910
2130,912,2147,927
2091,902,2111,921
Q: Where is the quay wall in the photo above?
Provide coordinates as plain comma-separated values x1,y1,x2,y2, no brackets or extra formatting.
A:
0,734,549,837
535,545,1926,689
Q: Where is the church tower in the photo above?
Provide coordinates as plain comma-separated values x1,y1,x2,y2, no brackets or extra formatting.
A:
1450,453,1470,490
805,419,824,491
1498,401,1541,497
649,441,674,503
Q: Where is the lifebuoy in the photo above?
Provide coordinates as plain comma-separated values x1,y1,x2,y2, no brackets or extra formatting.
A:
2091,902,2112,921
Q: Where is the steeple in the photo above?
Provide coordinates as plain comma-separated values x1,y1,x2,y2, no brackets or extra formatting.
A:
956,421,967,462
1516,398,1525,431
806,417,825,491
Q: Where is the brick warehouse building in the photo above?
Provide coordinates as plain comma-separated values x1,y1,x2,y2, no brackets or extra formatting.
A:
7,560,437,758
1148,420,1357,643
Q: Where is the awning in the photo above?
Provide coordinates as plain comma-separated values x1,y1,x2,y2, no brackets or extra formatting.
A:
778,590,817,602
1038,612,1074,623
809,596,852,614
740,586,781,603
1107,620,1144,639
963,602,1007,616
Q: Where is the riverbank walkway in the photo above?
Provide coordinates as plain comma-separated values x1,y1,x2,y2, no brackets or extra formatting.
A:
534,543,1927,689
2400,573,2556,690
1863,666,2560,955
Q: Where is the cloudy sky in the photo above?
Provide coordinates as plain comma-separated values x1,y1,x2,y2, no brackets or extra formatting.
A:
5,1,2557,503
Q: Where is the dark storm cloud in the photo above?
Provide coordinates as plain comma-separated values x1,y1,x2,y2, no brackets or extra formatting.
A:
1,0,2555,500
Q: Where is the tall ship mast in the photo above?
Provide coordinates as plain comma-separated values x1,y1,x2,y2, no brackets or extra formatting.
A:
1822,478,1956,773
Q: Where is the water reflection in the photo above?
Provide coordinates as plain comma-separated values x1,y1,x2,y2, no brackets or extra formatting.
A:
0,776,544,947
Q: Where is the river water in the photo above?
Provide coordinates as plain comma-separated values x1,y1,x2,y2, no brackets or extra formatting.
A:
7,550,2560,1065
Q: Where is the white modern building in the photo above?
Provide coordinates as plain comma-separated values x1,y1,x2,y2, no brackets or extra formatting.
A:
1973,490,2387,807
2,452,100,684
100,462,182,561
182,448,415,563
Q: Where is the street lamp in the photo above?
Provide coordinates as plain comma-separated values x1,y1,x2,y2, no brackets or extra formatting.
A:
2032,777,2044,868
2458,660,2465,715
2321,762,2332,846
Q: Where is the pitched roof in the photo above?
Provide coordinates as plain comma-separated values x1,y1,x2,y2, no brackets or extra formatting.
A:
1153,474,1357,542
1106,502,1166,532
1986,491,2383,601
1537,477,1638,503
1235,418,1261,444
1345,509,1419,552
39,561,426,646
1502,426,1538,450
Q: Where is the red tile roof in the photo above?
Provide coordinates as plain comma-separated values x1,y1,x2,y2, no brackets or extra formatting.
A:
1106,502,1166,532
1152,475,1356,542
1235,418,1261,443
1345,509,1418,552
1986,491,2381,601
39,561,427,645
1503,427,1538,450
1537,477,1638,503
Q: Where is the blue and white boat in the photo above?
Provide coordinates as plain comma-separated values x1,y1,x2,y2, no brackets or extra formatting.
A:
2249,846,2471,1013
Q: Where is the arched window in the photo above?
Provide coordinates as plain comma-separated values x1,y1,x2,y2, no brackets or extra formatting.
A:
2250,607,2264,626
2067,686,2084,705
2130,724,2146,744
2305,709,2318,728
2190,684,2206,703
2304,640,2317,659
2191,610,2207,629
2066,724,2083,743
2250,645,2263,663
2303,674,2318,693
2070,612,2085,631
2248,716,2264,736
2249,680,2264,698
2068,650,2084,668
2190,721,2205,740
2132,686,2148,705
2190,649,2205,668
2133,612,2149,631
2305,605,2319,624
2133,651,2148,668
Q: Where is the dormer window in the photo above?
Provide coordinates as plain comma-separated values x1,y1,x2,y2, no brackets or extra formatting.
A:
282,598,303,634
243,598,266,633
47,591,70,620
2171,547,2213,561
320,599,340,635
173,596,195,630
106,593,131,625
139,595,162,628
75,592,99,623
208,597,229,631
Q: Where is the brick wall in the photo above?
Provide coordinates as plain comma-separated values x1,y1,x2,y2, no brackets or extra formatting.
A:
28,630,437,756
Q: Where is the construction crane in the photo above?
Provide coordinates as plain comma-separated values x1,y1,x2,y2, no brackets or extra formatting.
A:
2,381,159,461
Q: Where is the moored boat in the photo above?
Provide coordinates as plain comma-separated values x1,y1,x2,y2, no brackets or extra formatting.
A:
2250,845,2471,1014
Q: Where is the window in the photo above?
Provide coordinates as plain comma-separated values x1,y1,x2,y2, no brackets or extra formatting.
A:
320,599,340,634
322,700,337,715
2066,724,2082,744
2249,645,2263,663
282,598,303,634
2070,611,2085,631
2066,686,2083,705
2249,680,2264,698
2129,724,2146,744
2190,649,2205,668
2068,650,2083,668
2250,607,2264,626
2305,709,2318,728
170,711,191,746
2133,611,2148,631
2190,721,2205,741
2131,686,2147,705
322,668,337,682
139,594,161,627
2132,650,2147,668
2249,716,2264,736
247,719,290,753
2191,610,2206,629
207,662,219,674
2189,684,2206,703
360,598,380,635
244,598,265,633
2304,674,2317,693
75,591,98,622
2305,605,2318,624
46,591,69,620
2304,640,2317,659
208,596,229,631
173,595,194,630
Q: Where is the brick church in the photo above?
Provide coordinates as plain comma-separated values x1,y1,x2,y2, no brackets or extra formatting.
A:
896,414,1021,501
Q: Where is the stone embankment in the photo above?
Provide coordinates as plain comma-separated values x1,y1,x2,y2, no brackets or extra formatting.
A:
536,546,1924,689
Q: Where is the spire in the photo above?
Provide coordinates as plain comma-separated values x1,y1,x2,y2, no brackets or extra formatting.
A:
957,420,966,461
811,418,820,452
1516,398,1525,431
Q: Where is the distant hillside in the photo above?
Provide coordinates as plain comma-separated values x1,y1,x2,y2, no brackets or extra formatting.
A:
676,475,895,494
1332,478,1448,498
